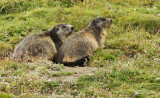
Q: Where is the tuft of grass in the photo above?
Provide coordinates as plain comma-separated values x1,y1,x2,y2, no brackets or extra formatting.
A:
89,48,116,67
0,41,12,52
105,39,143,57
0,92,13,98
0,0,74,14
120,13,160,34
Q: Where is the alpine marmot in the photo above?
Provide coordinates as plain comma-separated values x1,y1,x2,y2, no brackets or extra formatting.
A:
57,17,112,66
13,24,74,62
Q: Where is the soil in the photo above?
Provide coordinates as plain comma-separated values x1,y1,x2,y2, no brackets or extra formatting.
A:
54,66,104,82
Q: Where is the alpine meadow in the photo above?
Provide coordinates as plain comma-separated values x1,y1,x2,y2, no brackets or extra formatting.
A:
0,0,160,97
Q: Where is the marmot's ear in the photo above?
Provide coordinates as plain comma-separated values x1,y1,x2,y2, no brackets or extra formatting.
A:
92,19,97,25
54,26,59,31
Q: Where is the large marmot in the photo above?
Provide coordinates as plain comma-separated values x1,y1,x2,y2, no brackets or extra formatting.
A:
57,17,112,66
13,24,74,62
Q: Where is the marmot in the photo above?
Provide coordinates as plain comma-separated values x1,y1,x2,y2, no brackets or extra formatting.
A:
13,24,74,62
57,17,112,66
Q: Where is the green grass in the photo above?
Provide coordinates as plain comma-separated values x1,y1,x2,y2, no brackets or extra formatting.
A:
0,92,14,98
0,0,160,97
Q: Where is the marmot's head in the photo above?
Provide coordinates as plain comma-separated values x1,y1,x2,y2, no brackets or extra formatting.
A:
89,17,112,29
55,24,74,37
50,24,74,41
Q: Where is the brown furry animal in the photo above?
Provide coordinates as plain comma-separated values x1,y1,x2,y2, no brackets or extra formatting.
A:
13,24,74,62
57,17,112,66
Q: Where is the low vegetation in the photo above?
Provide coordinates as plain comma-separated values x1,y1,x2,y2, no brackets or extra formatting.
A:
0,0,160,97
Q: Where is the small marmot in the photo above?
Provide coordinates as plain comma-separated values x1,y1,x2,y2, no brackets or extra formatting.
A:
13,24,74,62
57,17,112,66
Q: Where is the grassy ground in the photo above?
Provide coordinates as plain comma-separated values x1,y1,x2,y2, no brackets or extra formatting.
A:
0,0,160,97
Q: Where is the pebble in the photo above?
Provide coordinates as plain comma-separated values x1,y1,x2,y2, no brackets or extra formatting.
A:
157,14,160,16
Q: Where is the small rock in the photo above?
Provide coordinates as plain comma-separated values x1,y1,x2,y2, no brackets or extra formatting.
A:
135,91,139,96
146,8,150,10
28,79,32,81
0,77,3,82
155,77,160,80
47,79,51,81
87,73,94,75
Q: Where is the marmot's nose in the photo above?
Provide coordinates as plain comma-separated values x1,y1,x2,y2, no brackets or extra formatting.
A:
71,27,74,31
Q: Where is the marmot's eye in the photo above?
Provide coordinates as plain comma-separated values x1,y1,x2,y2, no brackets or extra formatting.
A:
101,18,106,21
71,27,74,30
62,26,66,28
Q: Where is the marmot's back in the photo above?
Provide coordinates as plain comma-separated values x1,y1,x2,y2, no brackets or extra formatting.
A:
13,34,56,62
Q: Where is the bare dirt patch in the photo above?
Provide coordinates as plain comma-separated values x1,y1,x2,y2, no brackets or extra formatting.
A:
0,58,105,83
54,66,104,82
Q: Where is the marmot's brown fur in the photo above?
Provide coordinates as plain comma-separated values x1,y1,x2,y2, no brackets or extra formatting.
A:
13,24,74,62
57,17,112,66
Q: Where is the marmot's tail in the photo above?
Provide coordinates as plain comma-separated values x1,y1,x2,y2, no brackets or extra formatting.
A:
62,56,90,67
